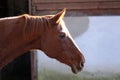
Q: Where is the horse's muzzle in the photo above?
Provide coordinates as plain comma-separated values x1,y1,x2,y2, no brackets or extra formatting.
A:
71,62,84,74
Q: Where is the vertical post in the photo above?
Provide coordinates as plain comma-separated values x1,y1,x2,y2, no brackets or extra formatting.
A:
28,0,32,14
28,1,38,80
31,51,38,80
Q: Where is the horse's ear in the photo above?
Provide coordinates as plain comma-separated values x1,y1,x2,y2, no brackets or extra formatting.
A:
50,8,66,24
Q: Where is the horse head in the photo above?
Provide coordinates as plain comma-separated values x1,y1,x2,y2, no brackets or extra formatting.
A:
40,9,85,74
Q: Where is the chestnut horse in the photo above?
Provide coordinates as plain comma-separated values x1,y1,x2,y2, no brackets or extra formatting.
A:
0,9,85,74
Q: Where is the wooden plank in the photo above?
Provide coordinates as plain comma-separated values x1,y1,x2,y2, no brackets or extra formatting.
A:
34,9,120,16
36,3,98,10
30,0,120,16
99,2,120,9
36,2,120,10
33,0,120,3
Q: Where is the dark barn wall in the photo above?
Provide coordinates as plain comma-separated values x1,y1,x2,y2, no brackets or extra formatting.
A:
1,52,31,80
0,0,7,17
0,0,32,80
7,0,28,16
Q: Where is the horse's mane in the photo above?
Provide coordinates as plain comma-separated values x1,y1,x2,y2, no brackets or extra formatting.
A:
23,14,51,40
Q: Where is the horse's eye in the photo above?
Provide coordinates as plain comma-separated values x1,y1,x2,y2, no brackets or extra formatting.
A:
59,33,66,38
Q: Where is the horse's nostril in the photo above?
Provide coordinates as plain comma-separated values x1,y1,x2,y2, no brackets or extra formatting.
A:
80,62,84,67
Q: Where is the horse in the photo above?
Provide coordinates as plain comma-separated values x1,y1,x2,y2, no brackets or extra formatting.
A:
0,9,85,74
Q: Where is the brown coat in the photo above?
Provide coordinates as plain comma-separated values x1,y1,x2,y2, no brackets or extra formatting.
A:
0,9,85,74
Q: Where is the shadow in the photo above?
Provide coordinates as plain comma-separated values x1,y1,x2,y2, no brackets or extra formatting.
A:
64,16,89,39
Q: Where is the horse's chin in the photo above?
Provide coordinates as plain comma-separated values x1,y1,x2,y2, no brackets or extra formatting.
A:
71,64,83,74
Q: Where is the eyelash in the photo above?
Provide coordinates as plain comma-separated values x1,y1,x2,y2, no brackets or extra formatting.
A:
59,33,66,38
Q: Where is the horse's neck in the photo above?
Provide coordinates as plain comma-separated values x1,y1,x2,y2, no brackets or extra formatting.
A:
22,15,50,50
0,16,26,50
0,16,28,69
0,15,48,69
24,16,47,40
